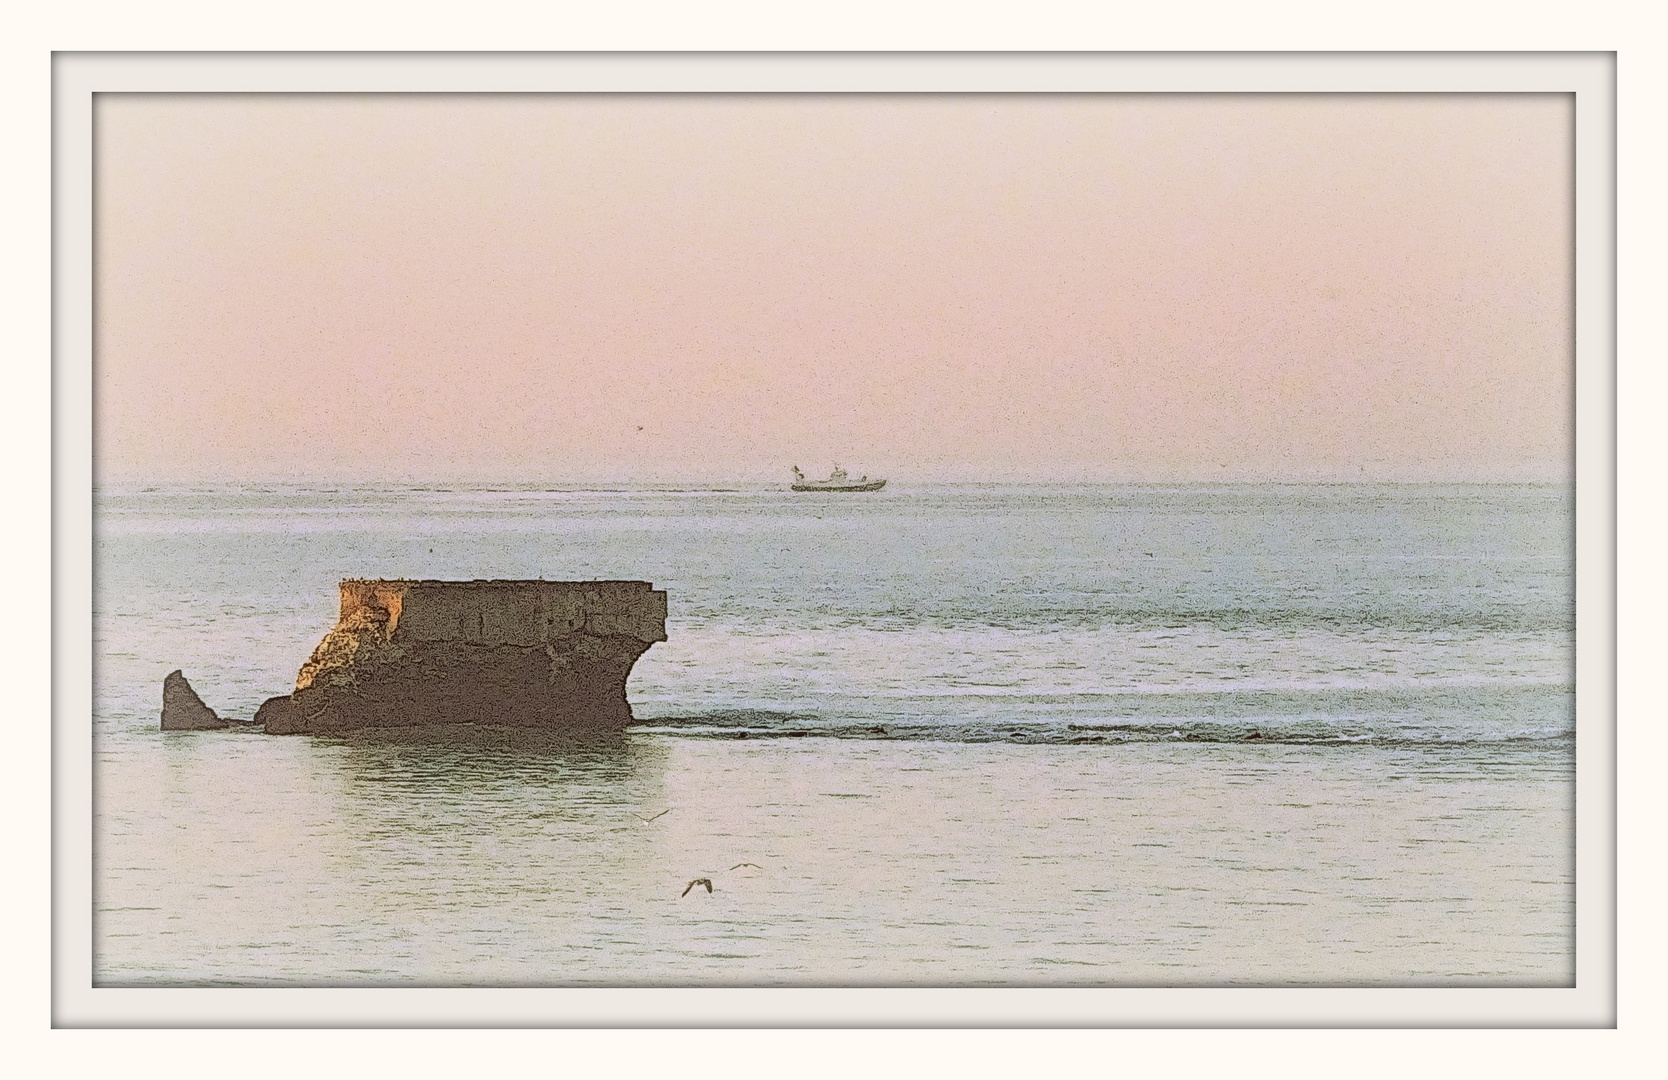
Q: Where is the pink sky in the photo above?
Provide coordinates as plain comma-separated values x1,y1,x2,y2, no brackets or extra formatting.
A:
95,93,1571,483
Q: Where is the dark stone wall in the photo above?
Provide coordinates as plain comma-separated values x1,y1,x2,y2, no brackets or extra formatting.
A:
276,579,667,734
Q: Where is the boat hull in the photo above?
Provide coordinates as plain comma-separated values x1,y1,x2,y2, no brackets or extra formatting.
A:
790,479,887,492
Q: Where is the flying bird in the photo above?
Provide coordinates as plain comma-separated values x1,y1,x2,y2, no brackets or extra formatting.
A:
728,863,764,871
681,878,713,897
634,809,672,824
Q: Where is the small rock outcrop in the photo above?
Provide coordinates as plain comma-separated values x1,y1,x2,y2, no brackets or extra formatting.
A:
278,579,668,734
160,670,228,730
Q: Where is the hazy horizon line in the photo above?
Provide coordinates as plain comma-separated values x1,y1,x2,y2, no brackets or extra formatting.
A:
93,469,1576,489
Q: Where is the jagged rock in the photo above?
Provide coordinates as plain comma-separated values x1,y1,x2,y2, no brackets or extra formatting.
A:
253,694,304,735
284,579,668,734
160,670,228,731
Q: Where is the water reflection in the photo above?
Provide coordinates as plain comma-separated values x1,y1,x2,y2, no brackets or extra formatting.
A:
327,722,635,760
321,724,668,812
98,729,1574,987
97,725,683,987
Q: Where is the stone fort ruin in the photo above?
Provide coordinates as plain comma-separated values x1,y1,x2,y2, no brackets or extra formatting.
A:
164,579,668,735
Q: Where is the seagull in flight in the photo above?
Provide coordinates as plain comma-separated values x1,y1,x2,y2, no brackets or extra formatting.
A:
634,809,673,824
681,878,713,897
728,863,764,871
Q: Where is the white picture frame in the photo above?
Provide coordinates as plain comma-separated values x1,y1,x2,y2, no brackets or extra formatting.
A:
51,50,1616,1031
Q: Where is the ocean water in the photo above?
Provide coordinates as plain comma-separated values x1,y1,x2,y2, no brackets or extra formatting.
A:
92,482,1575,986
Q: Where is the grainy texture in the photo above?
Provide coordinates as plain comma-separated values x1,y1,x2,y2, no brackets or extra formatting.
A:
285,580,668,734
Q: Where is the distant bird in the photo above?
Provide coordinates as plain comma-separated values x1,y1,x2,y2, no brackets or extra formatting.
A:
682,878,713,897
728,863,764,871
636,426,644,431
634,808,673,824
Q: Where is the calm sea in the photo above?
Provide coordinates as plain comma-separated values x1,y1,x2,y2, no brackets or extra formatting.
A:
92,482,1574,986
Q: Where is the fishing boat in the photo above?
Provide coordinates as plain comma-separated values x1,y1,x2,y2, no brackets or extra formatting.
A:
790,465,887,492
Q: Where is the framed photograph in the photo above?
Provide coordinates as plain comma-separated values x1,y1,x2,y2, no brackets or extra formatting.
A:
54,52,1614,1027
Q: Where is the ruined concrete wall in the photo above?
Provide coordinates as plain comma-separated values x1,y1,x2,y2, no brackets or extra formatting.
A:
343,579,668,647
278,580,667,734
